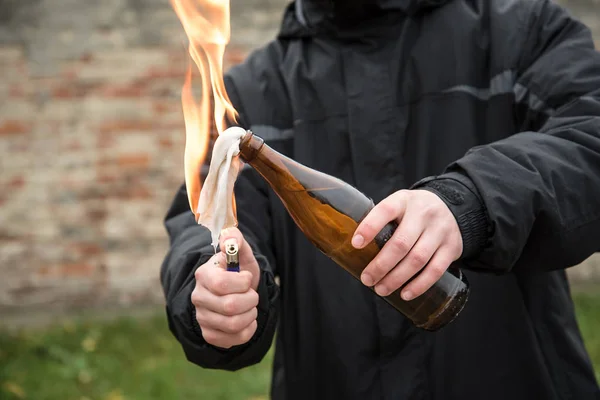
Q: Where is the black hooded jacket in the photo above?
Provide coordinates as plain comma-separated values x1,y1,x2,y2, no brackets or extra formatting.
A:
161,0,600,398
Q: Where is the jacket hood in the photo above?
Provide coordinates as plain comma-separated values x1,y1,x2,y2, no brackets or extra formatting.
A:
279,0,450,38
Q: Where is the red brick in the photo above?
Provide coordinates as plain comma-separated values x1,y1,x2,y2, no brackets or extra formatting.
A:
53,86,78,98
52,83,96,98
0,120,32,135
64,140,83,151
87,208,107,221
80,53,93,63
9,85,26,97
159,137,173,148
70,242,104,256
117,154,150,168
59,263,96,277
38,263,96,278
100,82,146,97
151,100,183,118
149,86,172,97
95,157,111,168
8,176,25,189
97,134,116,149
144,66,185,79
103,184,153,200
78,187,108,201
152,102,171,115
99,120,154,134
36,265,50,275
122,185,152,199
96,173,118,184
157,121,184,130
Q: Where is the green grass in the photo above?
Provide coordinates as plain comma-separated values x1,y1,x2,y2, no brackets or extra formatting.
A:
1,291,598,400
572,290,600,383
0,313,273,400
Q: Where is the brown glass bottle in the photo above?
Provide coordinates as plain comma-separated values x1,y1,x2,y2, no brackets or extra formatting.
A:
238,130,469,331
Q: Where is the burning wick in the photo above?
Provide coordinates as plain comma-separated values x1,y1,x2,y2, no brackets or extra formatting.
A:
195,126,245,248
169,0,241,245
224,238,239,272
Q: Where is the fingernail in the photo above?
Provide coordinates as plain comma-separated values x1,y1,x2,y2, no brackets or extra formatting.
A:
375,285,388,297
221,227,231,237
361,273,373,286
352,234,364,248
402,290,414,301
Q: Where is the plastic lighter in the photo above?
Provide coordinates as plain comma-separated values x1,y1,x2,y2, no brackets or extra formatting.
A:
224,238,240,272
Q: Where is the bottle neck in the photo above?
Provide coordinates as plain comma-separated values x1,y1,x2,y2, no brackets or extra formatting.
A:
238,130,296,191
239,131,265,164
238,129,374,221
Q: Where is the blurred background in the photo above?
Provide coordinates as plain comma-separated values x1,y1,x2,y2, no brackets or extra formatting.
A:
0,0,599,399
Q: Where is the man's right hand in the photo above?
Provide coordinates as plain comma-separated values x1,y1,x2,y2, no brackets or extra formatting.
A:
191,227,261,349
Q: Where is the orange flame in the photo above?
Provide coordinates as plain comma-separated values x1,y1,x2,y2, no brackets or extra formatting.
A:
171,0,238,219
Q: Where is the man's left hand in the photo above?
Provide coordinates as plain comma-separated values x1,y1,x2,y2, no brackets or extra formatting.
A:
352,189,463,301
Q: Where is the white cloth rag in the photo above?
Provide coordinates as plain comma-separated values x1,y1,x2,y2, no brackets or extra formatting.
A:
196,126,246,248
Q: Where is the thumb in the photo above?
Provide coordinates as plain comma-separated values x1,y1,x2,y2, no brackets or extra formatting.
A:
219,227,260,290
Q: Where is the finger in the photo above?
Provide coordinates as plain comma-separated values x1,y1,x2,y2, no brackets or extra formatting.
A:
194,252,225,284
203,266,254,296
400,246,455,301
192,288,259,316
352,191,408,249
195,252,226,277
201,320,258,349
196,306,258,334
360,213,424,287
195,253,252,295
373,228,442,296
219,227,256,268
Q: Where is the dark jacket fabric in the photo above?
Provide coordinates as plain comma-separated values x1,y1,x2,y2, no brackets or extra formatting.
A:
160,0,600,398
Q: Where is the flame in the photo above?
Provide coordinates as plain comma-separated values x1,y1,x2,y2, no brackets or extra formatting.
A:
171,0,238,219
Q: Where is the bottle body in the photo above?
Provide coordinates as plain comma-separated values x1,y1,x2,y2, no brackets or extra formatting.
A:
238,131,469,331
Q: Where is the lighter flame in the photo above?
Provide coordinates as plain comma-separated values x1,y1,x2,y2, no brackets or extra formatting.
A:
171,0,238,219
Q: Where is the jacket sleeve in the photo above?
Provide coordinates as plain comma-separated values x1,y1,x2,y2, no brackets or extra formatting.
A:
415,0,600,273
160,85,280,372
160,178,279,371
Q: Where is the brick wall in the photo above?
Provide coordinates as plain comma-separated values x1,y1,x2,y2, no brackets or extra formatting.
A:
0,0,599,319
0,0,288,318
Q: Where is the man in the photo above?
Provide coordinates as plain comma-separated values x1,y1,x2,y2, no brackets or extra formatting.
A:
160,0,600,398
